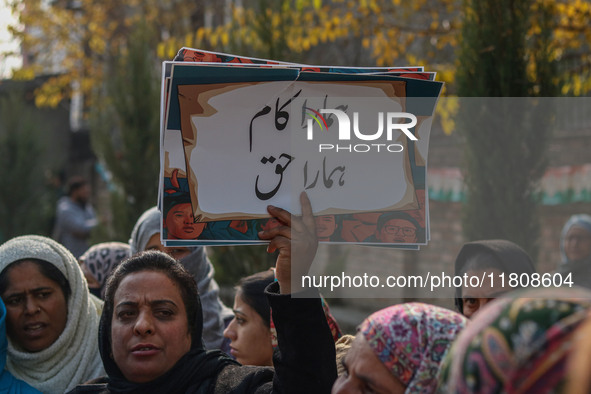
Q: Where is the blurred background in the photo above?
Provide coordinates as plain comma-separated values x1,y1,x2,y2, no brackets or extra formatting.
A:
1,0,590,332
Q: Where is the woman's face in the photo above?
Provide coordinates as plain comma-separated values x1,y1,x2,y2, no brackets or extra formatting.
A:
164,203,206,240
332,333,405,394
223,291,273,366
461,267,504,319
111,270,192,383
315,215,337,241
1,260,68,352
564,226,591,262
144,233,192,261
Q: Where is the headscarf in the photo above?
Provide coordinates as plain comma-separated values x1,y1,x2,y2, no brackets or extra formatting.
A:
359,302,468,393
454,240,536,314
98,262,238,393
565,311,591,394
129,207,233,349
0,235,104,394
79,242,131,298
335,335,355,377
129,207,161,255
0,297,42,394
555,214,591,289
439,287,591,393
559,214,591,264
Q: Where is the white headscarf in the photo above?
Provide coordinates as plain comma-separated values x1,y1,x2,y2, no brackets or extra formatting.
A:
0,235,104,394
560,213,591,264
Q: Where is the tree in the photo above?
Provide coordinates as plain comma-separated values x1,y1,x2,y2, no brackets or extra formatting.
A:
6,0,590,268
5,0,228,240
7,0,220,108
89,22,161,240
158,0,460,74
0,87,58,241
455,0,559,259
8,0,591,105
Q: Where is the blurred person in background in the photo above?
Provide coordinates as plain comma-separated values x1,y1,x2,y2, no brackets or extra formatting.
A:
52,176,97,259
556,214,591,288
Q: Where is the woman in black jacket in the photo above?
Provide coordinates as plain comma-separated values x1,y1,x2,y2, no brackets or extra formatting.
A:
70,193,337,394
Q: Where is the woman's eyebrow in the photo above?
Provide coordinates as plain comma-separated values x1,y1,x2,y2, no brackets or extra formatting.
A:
150,300,178,308
31,287,54,292
356,373,382,392
115,300,179,311
115,301,138,309
5,287,53,297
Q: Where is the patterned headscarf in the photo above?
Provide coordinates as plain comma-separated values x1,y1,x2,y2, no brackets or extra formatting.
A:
79,242,131,297
565,310,591,394
359,302,468,393
439,287,591,393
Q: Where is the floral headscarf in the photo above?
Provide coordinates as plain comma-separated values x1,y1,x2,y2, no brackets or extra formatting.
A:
359,302,468,393
439,287,591,393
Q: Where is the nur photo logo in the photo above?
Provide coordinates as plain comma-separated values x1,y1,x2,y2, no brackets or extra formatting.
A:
304,107,418,153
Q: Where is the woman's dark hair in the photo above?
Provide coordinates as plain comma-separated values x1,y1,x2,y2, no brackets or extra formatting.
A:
236,270,275,327
457,251,500,276
0,259,72,300
453,240,536,314
103,251,199,339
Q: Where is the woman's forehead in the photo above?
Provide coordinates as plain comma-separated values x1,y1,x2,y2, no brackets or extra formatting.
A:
568,225,591,235
114,271,182,302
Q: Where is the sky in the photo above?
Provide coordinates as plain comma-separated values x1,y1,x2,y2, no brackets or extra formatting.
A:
0,0,22,79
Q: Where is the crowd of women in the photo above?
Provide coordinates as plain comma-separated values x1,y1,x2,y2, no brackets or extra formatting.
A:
0,192,590,393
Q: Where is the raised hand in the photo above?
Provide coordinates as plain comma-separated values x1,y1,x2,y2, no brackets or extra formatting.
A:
258,192,318,294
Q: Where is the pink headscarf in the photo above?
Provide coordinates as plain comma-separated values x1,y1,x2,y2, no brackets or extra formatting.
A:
359,302,467,393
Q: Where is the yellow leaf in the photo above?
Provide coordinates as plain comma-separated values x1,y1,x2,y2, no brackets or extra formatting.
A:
12,68,36,81
185,33,193,48
221,31,229,46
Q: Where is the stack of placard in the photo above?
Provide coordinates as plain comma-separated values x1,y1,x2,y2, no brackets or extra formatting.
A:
159,48,442,249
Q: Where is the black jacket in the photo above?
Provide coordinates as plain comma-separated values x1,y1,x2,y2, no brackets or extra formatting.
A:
68,282,337,394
